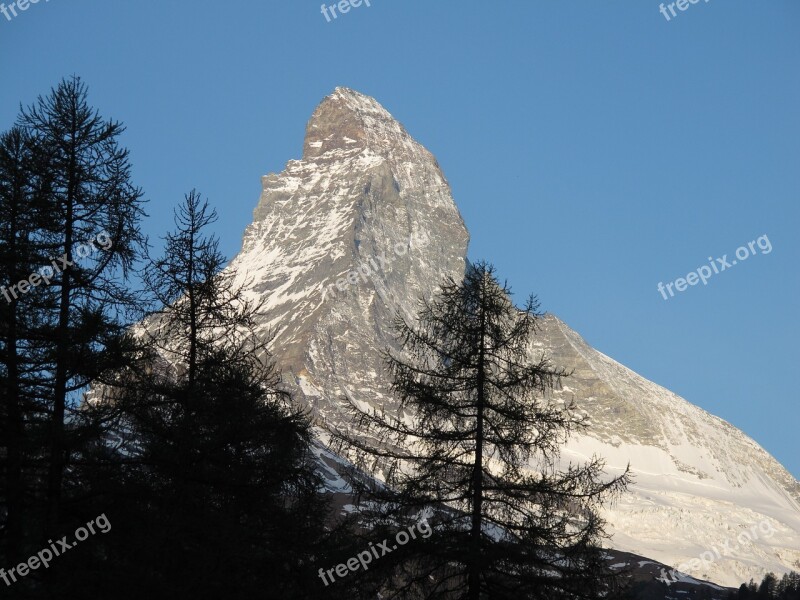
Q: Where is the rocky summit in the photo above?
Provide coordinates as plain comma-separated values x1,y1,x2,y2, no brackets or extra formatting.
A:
226,87,800,588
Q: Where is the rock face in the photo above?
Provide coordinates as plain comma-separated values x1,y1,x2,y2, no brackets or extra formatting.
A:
232,87,468,424
228,87,800,588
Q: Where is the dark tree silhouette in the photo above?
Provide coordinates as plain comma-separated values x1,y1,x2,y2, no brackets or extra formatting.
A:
334,261,630,599
1,78,145,596
66,193,357,599
14,76,145,535
730,571,800,600
0,125,50,568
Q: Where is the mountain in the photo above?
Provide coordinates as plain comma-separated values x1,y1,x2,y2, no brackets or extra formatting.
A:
227,87,800,589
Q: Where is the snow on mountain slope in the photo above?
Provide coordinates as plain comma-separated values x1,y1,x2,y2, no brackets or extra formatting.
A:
537,316,800,587
227,87,800,587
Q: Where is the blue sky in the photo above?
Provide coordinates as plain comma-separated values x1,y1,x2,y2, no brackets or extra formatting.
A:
1,1,798,477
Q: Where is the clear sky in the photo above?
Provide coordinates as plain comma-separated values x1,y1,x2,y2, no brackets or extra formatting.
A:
1,1,798,477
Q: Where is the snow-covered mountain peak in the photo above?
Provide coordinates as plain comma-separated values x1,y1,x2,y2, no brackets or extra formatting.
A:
234,87,468,384
227,88,800,588
302,87,401,158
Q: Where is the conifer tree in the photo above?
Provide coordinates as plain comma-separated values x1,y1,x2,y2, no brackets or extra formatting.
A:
14,76,145,533
334,261,630,599
0,125,49,567
71,193,355,599
1,79,144,589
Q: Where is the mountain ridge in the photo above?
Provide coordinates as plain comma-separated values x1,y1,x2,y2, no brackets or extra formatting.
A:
226,87,800,588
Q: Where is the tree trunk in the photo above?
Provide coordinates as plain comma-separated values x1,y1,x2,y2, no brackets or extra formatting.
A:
468,282,487,600
5,290,24,562
46,127,76,533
